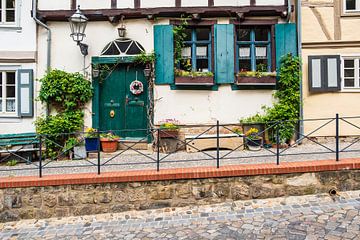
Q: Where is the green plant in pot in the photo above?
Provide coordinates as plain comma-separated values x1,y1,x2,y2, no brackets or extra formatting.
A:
84,128,99,152
245,128,262,151
100,132,120,153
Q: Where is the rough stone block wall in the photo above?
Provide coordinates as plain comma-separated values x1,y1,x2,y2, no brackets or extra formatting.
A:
0,170,359,222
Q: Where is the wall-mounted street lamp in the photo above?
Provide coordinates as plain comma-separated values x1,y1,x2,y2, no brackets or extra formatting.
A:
117,16,126,38
69,5,89,56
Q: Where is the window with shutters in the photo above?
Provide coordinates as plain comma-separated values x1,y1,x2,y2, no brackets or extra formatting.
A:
308,55,341,92
0,0,16,24
342,57,360,89
235,25,277,86
0,71,16,114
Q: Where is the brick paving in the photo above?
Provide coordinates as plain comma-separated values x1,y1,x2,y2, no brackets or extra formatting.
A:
1,190,360,239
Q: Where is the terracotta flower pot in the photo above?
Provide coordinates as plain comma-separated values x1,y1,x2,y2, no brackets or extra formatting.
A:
100,138,119,153
158,130,179,138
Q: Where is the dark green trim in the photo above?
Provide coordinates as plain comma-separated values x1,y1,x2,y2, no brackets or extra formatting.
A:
91,76,100,129
17,69,34,117
231,84,276,90
91,56,136,64
170,84,219,91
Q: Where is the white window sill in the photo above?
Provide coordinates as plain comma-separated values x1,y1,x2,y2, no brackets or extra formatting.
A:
341,88,360,93
0,115,21,123
0,25,21,32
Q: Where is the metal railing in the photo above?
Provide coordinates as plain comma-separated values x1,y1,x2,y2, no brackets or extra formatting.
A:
1,114,360,178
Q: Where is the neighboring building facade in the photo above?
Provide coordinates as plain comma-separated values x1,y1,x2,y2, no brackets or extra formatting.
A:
302,0,360,136
34,0,298,139
0,0,37,134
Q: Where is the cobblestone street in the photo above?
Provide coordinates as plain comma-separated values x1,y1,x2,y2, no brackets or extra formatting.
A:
0,190,359,240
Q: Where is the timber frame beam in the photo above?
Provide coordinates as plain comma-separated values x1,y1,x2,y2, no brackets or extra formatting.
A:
37,6,288,22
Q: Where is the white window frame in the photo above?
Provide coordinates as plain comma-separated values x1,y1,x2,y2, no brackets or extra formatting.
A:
0,0,20,27
341,56,360,92
344,0,360,13
0,66,18,116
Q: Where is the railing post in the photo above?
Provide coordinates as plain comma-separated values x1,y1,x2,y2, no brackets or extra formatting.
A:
336,113,339,161
157,129,160,172
39,135,42,178
276,126,280,165
216,120,220,169
97,130,101,175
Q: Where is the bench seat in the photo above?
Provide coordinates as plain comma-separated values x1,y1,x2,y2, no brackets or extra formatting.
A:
185,133,244,153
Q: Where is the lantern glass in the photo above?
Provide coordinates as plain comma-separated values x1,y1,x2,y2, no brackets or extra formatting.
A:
118,27,126,38
69,6,88,43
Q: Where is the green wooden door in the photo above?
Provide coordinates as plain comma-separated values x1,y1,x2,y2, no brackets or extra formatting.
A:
99,64,148,138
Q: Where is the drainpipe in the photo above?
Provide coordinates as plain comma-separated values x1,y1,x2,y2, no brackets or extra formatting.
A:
286,0,292,22
32,0,51,116
297,0,304,138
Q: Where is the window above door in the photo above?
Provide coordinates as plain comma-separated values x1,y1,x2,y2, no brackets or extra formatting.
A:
0,0,16,26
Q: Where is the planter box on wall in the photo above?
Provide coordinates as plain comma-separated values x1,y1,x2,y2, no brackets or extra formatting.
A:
175,76,214,86
236,76,276,86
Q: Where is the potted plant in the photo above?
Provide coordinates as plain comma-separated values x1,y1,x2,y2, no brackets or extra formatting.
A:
159,119,180,138
100,132,120,153
245,128,263,151
174,69,214,85
85,128,99,152
65,137,87,160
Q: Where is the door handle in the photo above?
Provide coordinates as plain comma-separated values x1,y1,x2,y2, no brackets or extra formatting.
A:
110,110,115,118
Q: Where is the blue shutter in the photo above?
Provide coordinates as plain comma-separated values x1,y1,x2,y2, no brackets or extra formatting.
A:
214,24,235,84
154,25,174,85
275,23,298,72
17,69,34,117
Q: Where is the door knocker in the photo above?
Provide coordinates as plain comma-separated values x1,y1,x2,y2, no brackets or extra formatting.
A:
110,110,115,118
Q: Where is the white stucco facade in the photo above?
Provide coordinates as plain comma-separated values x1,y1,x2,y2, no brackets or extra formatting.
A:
0,0,38,134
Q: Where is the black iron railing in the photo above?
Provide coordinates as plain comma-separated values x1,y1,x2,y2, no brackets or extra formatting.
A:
1,114,360,178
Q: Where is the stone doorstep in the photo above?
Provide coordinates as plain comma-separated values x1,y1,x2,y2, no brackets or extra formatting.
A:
0,158,359,189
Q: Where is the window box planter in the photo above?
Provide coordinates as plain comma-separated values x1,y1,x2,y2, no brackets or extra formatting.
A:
85,137,99,152
236,75,276,86
175,76,214,86
100,138,119,153
158,130,179,139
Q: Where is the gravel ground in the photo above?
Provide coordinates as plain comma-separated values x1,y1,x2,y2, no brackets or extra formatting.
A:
0,139,360,177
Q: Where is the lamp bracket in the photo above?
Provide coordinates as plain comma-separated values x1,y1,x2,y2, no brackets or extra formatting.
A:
78,42,89,56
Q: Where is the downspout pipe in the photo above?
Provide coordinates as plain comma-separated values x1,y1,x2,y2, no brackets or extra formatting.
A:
286,0,292,23
297,0,304,138
32,0,51,116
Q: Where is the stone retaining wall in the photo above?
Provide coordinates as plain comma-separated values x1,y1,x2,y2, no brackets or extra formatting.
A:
1,170,359,222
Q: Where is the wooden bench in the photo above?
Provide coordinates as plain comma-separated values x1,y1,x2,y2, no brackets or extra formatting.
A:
0,133,40,163
185,134,244,153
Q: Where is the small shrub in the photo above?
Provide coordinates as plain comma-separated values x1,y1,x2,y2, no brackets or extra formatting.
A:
6,159,18,167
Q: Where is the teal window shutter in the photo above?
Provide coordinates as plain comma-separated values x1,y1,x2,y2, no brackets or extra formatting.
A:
17,69,34,117
214,24,235,84
275,23,298,72
154,25,174,85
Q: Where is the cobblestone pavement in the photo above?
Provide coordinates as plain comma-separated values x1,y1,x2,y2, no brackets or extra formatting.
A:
1,140,360,177
1,190,360,240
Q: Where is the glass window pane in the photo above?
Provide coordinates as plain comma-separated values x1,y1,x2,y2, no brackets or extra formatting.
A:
255,46,267,59
0,100,2,112
181,47,191,58
239,47,250,58
183,29,192,41
345,69,354,78
6,99,15,112
196,59,209,72
255,28,269,41
346,0,356,10
6,10,15,22
0,85,2,97
238,29,251,41
239,60,251,72
256,60,268,72
6,72,15,84
0,72,2,84
196,46,207,58
6,0,15,8
345,79,355,87
196,28,210,41
344,59,354,68
6,86,15,97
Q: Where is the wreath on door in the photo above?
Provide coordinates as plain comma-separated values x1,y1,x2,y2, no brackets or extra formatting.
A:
130,80,144,95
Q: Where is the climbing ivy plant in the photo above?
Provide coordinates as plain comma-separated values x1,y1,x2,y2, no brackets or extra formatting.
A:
241,54,301,143
36,70,93,158
173,18,188,65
